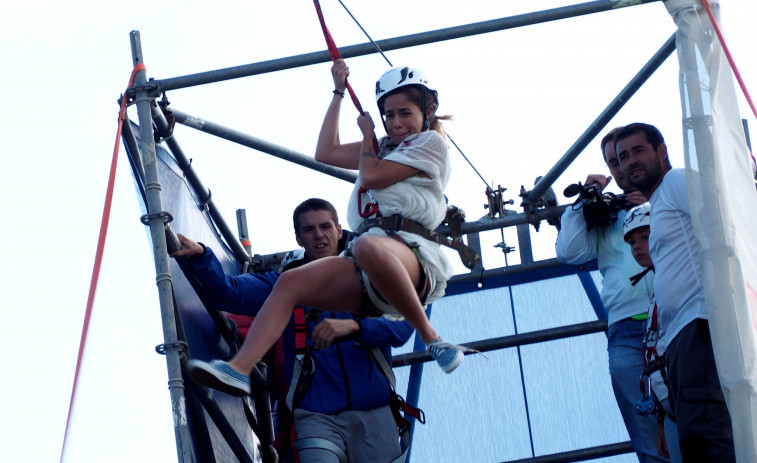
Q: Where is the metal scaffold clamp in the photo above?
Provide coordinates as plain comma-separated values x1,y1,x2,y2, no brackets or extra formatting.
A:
519,176,560,232
153,94,176,143
155,341,189,355
483,185,512,219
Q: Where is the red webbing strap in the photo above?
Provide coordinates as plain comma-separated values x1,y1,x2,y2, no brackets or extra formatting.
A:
312,0,379,153
643,302,660,368
699,0,756,122
59,62,146,463
312,0,363,113
293,307,308,353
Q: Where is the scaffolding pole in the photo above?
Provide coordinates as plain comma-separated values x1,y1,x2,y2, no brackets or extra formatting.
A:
129,30,196,463
148,0,662,95
393,319,607,367
170,109,357,183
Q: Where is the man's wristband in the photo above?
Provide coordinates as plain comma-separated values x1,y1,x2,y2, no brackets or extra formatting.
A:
333,89,345,97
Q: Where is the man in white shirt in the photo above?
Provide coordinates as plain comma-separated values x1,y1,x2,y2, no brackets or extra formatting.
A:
616,122,735,462
556,127,662,462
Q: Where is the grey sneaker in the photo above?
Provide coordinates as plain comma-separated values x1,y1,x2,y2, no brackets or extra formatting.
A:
186,359,251,396
427,339,464,373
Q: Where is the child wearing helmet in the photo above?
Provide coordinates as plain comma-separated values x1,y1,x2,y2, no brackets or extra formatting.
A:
623,203,653,268
186,60,467,399
623,203,682,463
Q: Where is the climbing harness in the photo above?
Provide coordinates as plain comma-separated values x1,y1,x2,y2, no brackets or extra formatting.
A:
356,213,481,270
369,347,425,463
635,299,674,421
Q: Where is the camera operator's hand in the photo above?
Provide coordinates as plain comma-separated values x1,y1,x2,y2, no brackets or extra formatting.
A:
584,174,612,191
625,191,647,205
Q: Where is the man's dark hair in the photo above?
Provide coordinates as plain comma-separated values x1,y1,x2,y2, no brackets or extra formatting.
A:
615,122,666,151
600,126,625,162
292,198,339,234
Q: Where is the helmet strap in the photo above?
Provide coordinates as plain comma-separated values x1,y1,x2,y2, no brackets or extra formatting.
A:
421,90,430,131
422,89,438,131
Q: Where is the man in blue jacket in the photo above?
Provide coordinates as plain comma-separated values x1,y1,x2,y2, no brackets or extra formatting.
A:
173,198,414,463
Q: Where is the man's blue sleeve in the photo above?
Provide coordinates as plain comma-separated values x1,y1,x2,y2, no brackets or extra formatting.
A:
185,246,279,316
357,316,414,348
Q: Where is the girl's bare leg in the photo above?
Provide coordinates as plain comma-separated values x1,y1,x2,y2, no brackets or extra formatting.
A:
351,235,440,345
228,256,364,375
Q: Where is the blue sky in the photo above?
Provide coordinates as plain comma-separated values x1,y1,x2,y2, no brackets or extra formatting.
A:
1,1,755,462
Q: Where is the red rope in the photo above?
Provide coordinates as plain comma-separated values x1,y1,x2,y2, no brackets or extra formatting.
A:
59,62,146,463
699,0,757,122
312,0,364,114
312,0,379,153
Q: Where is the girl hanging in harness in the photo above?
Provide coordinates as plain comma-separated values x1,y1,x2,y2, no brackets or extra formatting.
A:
187,60,467,397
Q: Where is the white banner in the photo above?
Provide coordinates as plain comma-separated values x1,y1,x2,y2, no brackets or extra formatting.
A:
666,0,757,461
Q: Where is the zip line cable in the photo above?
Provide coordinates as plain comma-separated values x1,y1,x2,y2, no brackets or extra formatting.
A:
59,62,145,463
333,0,494,193
337,0,393,67
446,134,497,194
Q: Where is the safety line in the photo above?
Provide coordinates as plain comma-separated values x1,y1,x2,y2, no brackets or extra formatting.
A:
313,0,365,115
313,0,381,157
59,62,146,463
699,0,757,122
334,0,493,193
337,0,393,67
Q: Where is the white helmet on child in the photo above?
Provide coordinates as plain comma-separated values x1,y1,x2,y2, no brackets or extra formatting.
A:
279,248,305,272
375,66,437,111
622,203,651,242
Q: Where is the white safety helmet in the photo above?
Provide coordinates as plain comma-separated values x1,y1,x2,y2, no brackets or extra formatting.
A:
375,66,438,115
279,248,305,272
622,203,651,241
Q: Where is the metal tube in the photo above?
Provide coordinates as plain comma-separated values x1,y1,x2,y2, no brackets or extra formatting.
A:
150,105,252,265
439,205,568,236
403,306,431,462
392,319,608,367
578,272,607,320
526,32,676,204
129,30,196,463
445,257,598,295
171,109,358,184
152,0,661,95
121,118,145,181
516,223,534,264
499,441,634,463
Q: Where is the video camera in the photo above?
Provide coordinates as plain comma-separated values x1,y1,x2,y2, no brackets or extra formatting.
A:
563,182,630,230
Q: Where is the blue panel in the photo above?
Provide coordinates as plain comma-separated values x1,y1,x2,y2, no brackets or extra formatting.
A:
394,276,635,463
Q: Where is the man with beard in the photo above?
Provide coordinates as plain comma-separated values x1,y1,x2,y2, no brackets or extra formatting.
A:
556,127,661,461
615,123,735,462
